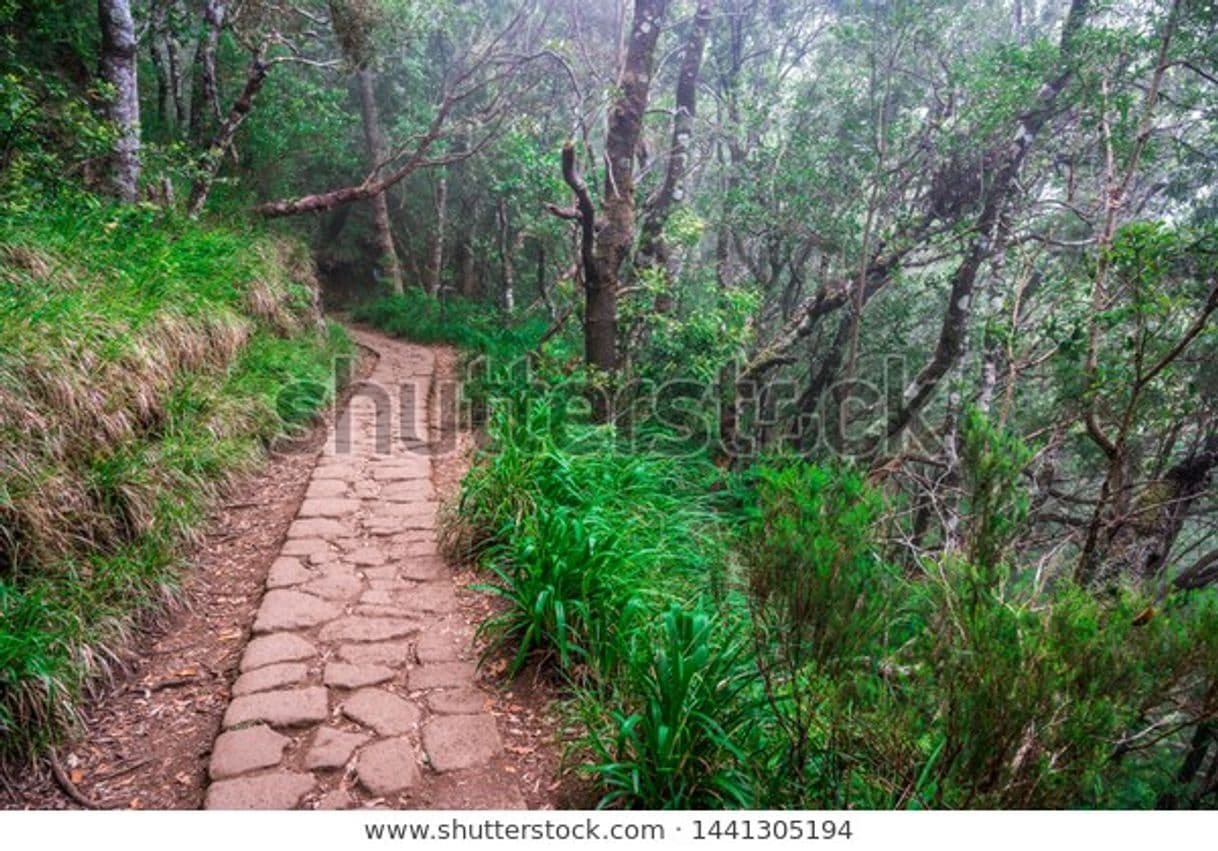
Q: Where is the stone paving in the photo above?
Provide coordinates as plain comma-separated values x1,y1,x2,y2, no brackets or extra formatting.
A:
204,330,520,810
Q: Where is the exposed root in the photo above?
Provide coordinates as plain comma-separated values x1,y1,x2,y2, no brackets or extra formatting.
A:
49,750,106,810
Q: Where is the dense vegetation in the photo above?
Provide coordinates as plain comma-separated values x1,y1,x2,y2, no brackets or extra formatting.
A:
363,292,1218,809
5,0,1218,809
0,201,349,761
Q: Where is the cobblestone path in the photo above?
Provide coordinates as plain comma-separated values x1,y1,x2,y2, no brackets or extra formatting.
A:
204,329,523,810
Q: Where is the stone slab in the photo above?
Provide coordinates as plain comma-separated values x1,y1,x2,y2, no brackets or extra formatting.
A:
253,590,342,633
342,688,420,736
422,714,503,773
304,726,370,771
357,738,421,796
267,557,313,589
281,538,332,558
319,617,421,643
209,725,290,780
408,661,477,691
299,498,361,518
205,771,315,810
337,640,414,666
232,662,309,697
324,662,396,689
240,633,316,672
426,688,488,715
223,686,329,729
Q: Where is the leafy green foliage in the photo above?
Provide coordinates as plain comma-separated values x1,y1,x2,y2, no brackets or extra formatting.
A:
573,605,755,809
451,370,1218,809
958,406,1034,569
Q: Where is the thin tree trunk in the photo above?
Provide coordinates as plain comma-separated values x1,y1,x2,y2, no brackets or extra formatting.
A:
149,15,174,130
357,69,404,294
497,198,516,313
190,0,227,140
536,242,555,320
187,50,270,217
167,10,194,129
149,0,196,136
713,3,748,462
635,0,711,300
428,174,448,296
886,0,1090,440
98,0,140,202
456,205,479,299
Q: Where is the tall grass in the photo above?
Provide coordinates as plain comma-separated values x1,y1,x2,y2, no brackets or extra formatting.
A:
353,288,548,360
0,200,350,762
447,380,745,807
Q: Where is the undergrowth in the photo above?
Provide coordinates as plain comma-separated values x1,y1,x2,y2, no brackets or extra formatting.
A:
353,288,548,360
361,290,1218,811
0,200,350,762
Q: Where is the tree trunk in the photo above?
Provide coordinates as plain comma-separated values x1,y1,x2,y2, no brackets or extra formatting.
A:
149,16,174,130
886,0,1090,441
187,51,270,217
587,0,668,375
497,198,516,313
428,173,448,296
635,0,711,299
190,0,227,141
148,0,196,136
1071,0,1188,587
456,205,480,299
357,69,404,294
98,0,140,202
1082,434,1218,587
547,0,669,395
167,3,195,129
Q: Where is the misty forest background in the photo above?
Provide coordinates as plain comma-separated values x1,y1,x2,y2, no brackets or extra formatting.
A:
4,0,1218,809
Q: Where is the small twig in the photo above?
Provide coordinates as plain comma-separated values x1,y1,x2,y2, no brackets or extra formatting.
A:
139,675,206,694
49,750,105,810
152,676,203,692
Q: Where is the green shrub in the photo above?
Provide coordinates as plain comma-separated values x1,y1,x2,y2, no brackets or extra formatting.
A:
460,380,729,677
739,459,897,802
890,566,1218,808
476,508,617,676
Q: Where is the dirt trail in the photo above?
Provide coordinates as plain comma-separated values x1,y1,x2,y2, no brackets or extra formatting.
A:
201,328,526,810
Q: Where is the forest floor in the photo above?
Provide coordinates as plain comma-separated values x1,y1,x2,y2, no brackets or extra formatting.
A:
0,328,570,810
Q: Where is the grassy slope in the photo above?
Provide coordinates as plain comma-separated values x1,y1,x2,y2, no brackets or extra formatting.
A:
0,202,351,761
